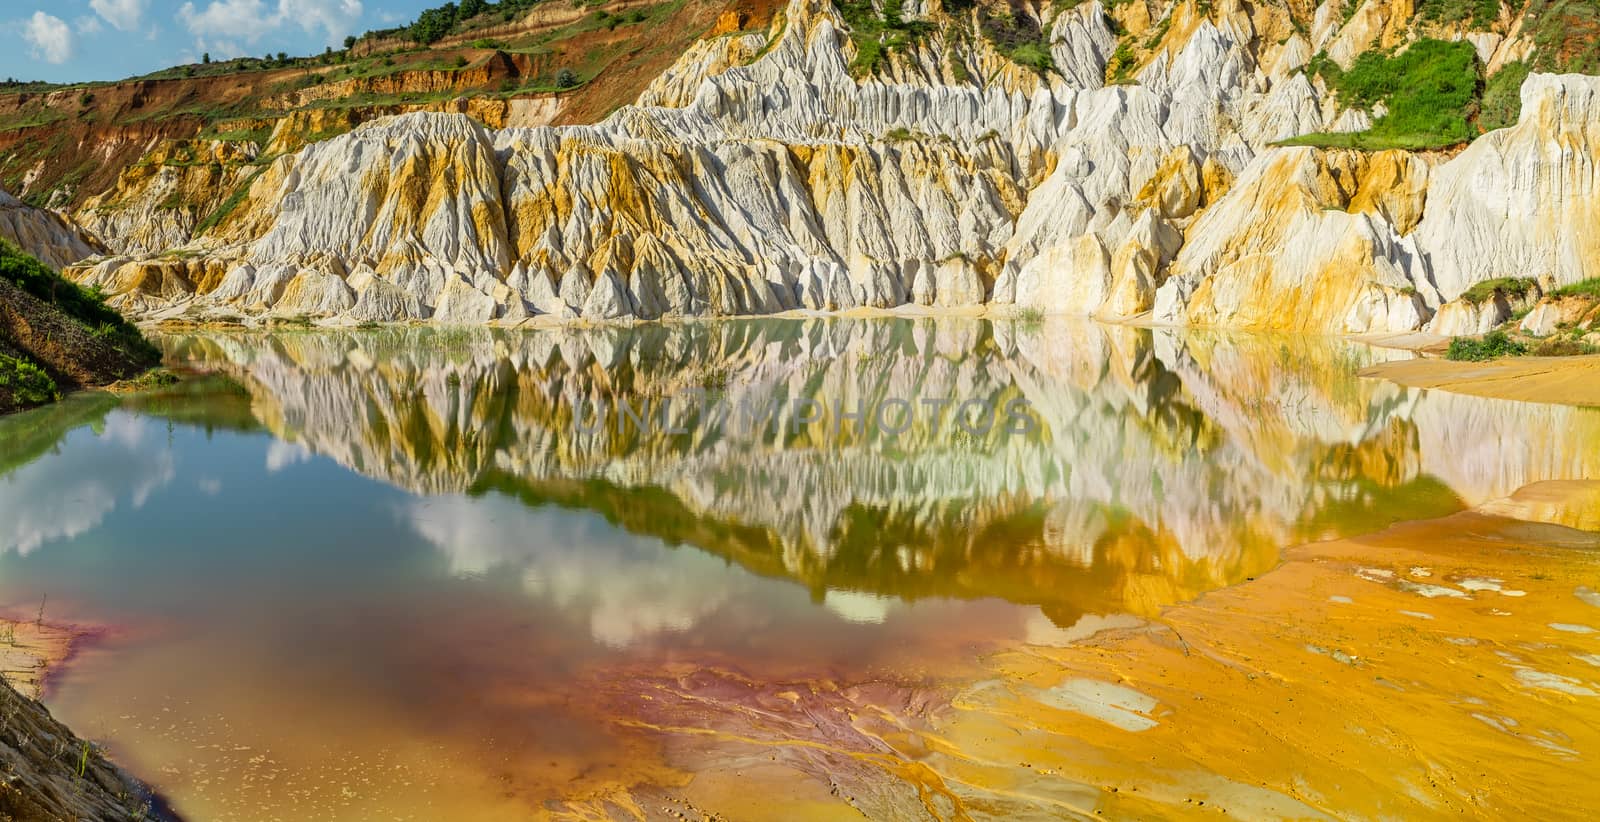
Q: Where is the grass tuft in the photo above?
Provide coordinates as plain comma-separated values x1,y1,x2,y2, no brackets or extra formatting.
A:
1551,277,1600,299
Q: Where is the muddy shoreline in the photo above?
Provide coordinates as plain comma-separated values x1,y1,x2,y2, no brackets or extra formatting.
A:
0,616,176,821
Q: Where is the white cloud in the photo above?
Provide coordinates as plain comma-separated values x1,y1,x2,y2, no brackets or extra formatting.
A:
75,16,105,36
198,38,248,59
23,12,73,65
178,0,275,41
0,414,175,557
265,439,313,471
280,0,363,42
90,0,147,32
179,0,362,45
401,495,742,649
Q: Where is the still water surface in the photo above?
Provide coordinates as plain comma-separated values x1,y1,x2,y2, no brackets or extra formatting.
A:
1,318,1597,819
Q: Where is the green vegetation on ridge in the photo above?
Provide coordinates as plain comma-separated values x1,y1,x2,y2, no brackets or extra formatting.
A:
0,241,157,363
1459,276,1538,304
1287,39,1481,150
835,0,936,76
0,240,161,414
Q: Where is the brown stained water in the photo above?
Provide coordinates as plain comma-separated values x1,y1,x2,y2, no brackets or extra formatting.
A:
0,317,1598,819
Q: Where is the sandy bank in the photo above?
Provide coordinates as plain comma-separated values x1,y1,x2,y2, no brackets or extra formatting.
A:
1360,354,1600,407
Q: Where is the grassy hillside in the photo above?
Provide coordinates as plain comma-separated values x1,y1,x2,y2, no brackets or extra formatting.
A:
1286,39,1483,150
1270,1,1600,150
0,0,772,211
0,240,161,413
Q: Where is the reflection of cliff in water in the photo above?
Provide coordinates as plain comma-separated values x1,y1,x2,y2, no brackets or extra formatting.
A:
160,318,1600,624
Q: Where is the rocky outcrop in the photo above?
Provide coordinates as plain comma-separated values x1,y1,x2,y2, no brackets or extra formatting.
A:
1,675,168,821
1153,147,1433,333
1415,74,1600,301
74,140,261,257
1520,294,1600,337
52,2,1600,335
0,189,103,269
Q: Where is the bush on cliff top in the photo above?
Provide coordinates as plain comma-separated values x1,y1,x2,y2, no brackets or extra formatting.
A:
1480,61,1532,131
1331,39,1481,143
1417,0,1502,28
1459,276,1537,304
836,0,935,77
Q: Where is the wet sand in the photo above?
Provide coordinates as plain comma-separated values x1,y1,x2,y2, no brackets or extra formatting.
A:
1361,355,1600,407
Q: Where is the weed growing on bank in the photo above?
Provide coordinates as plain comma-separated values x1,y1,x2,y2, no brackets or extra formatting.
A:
1447,330,1529,361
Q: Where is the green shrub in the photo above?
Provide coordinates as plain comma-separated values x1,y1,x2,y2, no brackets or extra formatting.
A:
1416,0,1501,27
1532,335,1597,356
979,7,1057,76
1010,42,1055,74
1341,39,1479,141
1446,330,1528,361
0,353,58,407
835,0,935,77
1106,40,1138,84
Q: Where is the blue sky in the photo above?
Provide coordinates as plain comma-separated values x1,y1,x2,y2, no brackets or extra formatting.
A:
4,1,443,84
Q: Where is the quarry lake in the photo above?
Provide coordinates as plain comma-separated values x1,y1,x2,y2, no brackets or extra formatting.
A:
3,317,1599,819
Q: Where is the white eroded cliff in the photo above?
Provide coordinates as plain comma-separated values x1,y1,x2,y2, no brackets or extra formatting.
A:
61,1,1600,336
0,188,103,269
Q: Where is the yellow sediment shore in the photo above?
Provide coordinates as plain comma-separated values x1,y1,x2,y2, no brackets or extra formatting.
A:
0,615,96,699
949,503,1600,818
1360,355,1600,407
600,483,1600,818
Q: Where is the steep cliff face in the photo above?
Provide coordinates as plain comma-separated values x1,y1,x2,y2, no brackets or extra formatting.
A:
1415,73,1600,300
0,189,103,269
49,0,1600,334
